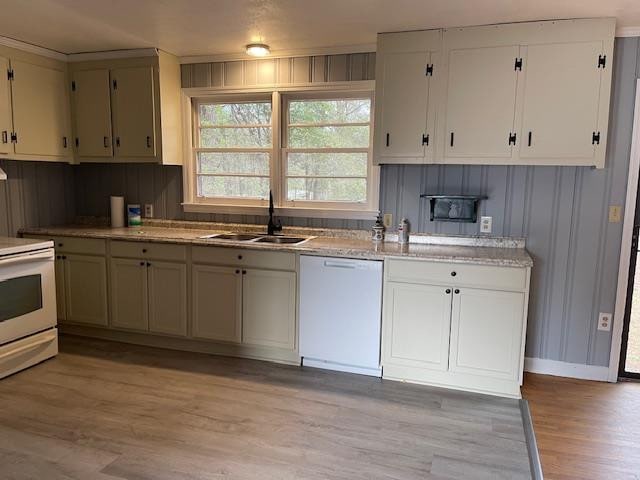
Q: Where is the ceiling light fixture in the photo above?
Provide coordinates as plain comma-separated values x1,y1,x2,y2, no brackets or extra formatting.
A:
246,43,270,57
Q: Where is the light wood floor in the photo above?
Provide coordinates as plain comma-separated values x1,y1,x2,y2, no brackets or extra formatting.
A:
0,335,531,480
522,373,640,480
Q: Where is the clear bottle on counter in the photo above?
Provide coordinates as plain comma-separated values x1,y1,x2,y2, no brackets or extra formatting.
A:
398,217,410,244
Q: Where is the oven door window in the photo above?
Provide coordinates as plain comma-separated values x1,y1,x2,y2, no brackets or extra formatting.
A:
0,274,43,322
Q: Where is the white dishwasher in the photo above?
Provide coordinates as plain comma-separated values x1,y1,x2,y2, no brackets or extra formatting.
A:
299,255,383,377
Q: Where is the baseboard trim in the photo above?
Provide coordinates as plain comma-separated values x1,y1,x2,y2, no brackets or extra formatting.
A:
524,357,609,381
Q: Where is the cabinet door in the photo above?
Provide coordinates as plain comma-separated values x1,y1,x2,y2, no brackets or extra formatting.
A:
148,261,187,336
444,45,519,160
11,60,71,157
242,269,296,350
72,69,113,157
519,42,604,161
449,288,524,380
54,255,66,321
111,67,156,159
0,55,12,155
382,282,452,371
110,257,148,331
192,264,242,343
63,254,108,326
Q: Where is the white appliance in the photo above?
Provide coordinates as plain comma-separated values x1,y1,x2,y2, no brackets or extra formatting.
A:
299,255,383,376
0,237,58,379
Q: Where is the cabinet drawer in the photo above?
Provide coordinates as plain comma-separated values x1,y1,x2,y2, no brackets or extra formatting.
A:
110,241,186,262
192,246,296,271
385,259,527,292
25,235,106,256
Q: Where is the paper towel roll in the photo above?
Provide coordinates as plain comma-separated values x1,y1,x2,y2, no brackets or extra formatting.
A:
110,196,125,228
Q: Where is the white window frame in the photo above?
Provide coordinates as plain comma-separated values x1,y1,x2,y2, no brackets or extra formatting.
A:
181,81,379,220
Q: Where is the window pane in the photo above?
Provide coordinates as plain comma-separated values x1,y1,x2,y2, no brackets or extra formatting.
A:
198,176,269,199
199,102,271,126
287,152,367,177
287,178,366,202
199,127,271,148
289,99,370,124
288,126,369,148
198,152,269,175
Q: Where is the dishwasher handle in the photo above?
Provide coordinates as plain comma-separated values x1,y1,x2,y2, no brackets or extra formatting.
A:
323,260,358,269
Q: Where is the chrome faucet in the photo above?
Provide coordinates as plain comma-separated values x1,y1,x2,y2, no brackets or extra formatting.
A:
267,190,282,235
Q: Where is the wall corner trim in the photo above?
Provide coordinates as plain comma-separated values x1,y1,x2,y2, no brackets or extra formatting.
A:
524,357,610,381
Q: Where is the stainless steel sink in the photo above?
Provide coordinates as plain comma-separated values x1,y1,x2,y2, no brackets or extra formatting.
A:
254,236,308,245
199,233,263,241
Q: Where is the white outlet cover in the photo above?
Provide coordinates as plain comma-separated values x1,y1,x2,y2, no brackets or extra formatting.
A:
144,204,153,218
480,216,492,233
598,312,612,332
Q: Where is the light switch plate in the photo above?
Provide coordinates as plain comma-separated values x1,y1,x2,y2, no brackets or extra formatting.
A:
480,216,492,234
383,213,393,228
609,205,622,223
598,312,612,332
144,204,154,218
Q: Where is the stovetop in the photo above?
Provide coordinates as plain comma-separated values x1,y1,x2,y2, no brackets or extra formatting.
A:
0,237,54,257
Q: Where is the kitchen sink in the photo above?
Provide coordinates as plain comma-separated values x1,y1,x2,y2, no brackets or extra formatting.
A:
254,236,308,244
199,233,262,241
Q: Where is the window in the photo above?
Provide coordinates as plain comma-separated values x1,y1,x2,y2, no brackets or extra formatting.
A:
194,98,273,203
187,89,378,218
284,95,372,206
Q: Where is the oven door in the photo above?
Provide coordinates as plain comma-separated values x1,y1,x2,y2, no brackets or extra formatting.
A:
0,248,56,345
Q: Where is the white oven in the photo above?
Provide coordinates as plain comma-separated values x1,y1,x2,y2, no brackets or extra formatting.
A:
0,238,58,379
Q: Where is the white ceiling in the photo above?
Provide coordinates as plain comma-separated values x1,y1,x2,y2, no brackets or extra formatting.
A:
1,0,639,58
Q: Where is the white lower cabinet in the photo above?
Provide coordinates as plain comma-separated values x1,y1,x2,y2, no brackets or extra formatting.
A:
242,269,296,350
382,258,530,398
383,282,452,371
62,254,108,326
110,258,148,331
110,257,187,335
449,288,525,380
192,265,242,343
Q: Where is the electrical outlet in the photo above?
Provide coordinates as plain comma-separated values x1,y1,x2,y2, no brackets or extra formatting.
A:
609,205,622,223
480,216,492,234
144,204,154,218
598,312,612,332
383,213,393,228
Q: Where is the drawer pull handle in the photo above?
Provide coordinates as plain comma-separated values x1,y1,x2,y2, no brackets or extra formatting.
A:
451,271,457,277
445,288,451,294
454,289,460,294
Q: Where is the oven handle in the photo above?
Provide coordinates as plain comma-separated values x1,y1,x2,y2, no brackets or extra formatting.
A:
0,249,54,267
0,330,56,361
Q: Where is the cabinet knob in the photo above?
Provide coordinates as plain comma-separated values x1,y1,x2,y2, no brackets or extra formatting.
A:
235,269,240,274
61,255,67,260
454,289,460,294
142,249,147,253
146,136,152,148
238,255,243,260
58,243,63,247
451,271,457,277
146,262,151,267
242,270,247,275
445,289,451,294
140,261,144,266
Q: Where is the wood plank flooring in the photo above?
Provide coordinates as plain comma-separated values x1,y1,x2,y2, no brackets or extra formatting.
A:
0,335,531,480
522,373,640,480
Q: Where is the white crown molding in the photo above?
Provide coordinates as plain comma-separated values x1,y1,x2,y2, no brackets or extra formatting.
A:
616,26,640,37
67,48,158,62
0,36,67,61
179,43,377,64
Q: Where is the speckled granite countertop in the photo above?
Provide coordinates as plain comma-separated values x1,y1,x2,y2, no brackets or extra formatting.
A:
20,224,533,267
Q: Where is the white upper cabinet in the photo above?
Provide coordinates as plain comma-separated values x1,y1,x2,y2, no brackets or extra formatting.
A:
71,69,112,157
0,55,11,155
443,44,519,161
518,41,607,165
374,18,615,167
374,30,441,164
11,60,71,158
111,66,156,159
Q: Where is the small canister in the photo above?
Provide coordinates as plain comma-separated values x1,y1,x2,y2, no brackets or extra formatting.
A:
398,217,410,244
372,216,385,242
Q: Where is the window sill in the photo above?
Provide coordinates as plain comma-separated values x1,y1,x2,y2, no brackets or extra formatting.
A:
182,203,379,220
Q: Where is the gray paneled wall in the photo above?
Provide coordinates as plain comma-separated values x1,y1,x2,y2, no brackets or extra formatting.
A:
380,37,640,366
0,159,75,237
181,53,376,88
